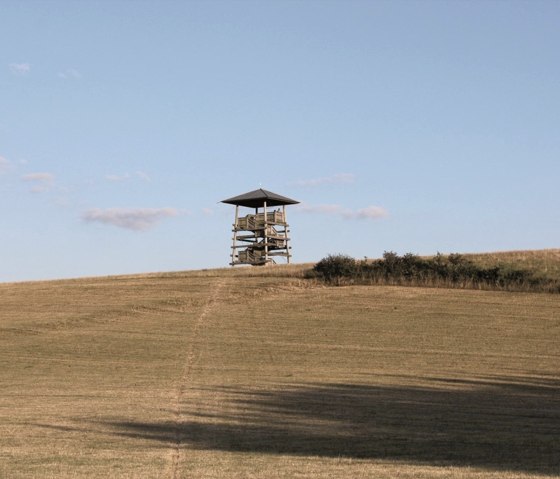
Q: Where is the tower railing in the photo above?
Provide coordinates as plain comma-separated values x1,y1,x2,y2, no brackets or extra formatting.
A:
237,211,285,230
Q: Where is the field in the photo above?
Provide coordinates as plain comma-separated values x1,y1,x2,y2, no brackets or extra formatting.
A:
1,255,559,478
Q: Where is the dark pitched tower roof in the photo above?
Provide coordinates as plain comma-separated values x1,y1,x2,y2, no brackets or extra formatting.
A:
221,188,299,208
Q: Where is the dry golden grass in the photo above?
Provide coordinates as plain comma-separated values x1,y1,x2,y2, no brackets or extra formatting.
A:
1,258,559,478
466,249,560,281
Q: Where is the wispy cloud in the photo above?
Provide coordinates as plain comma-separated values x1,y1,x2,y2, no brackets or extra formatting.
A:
297,203,348,216
82,207,179,231
9,63,31,75
58,68,81,80
0,156,10,174
291,173,356,188
22,172,55,192
105,173,130,182
105,171,151,182
135,171,151,181
355,206,389,219
297,202,388,220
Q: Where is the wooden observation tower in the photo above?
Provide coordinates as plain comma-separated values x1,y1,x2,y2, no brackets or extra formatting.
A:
221,188,299,266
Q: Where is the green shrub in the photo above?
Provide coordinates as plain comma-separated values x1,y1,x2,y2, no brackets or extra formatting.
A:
313,254,357,282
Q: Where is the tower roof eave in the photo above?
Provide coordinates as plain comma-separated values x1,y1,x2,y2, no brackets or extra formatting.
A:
221,188,299,208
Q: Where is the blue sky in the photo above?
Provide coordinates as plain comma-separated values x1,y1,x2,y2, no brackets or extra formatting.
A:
1,0,559,282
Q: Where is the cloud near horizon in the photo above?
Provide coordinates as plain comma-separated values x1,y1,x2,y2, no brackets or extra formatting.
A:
9,63,31,75
355,206,389,219
82,207,179,231
22,172,55,192
292,173,356,188
58,68,81,80
0,156,10,174
105,171,151,182
297,203,388,220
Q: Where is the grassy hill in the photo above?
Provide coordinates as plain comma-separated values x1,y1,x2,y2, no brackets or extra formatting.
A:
466,249,560,281
1,251,559,478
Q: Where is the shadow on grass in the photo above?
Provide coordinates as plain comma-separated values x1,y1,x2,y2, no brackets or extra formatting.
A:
40,376,560,474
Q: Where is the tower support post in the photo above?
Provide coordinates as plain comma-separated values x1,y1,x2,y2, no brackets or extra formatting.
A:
230,205,239,266
263,200,268,265
283,204,291,264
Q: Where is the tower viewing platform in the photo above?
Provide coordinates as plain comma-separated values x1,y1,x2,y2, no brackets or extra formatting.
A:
221,188,299,266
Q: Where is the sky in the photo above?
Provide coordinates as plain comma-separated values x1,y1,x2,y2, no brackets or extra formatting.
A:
1,0,559,282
